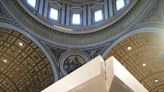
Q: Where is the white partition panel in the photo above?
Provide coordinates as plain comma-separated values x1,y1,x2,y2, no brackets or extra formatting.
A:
42,56,148,92
42,55,106,92
105,56,148,92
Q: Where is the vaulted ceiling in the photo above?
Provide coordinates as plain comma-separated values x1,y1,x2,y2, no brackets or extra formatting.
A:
105,32,164,92
0,28,55,92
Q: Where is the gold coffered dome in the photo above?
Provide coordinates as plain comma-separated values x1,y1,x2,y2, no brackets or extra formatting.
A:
0,28,55,92
105,32,164,92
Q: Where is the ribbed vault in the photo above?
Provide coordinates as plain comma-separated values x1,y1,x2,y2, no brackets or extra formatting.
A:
0,28,55,92
105,32,164,92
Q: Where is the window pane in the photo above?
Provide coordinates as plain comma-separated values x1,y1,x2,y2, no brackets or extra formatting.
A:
94,10,103,22
72,14,81,25
116,0,125,11
27,0,36,8
49,8,58,20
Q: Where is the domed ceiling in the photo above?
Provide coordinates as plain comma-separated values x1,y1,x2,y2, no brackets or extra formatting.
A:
2,0,155,46
105,32,164,92
20,0,134,31
0,28,55,92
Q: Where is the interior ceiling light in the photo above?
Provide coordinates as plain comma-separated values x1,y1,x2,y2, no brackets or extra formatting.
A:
155,79,159,83
127,46,132,51
3,59,8,63
142,63,146,67
18,42,24,46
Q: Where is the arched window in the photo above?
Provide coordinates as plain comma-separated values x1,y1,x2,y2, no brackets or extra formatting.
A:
94,9,103,22
72,14,81,25
49,8,59,21
27,0,36,8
